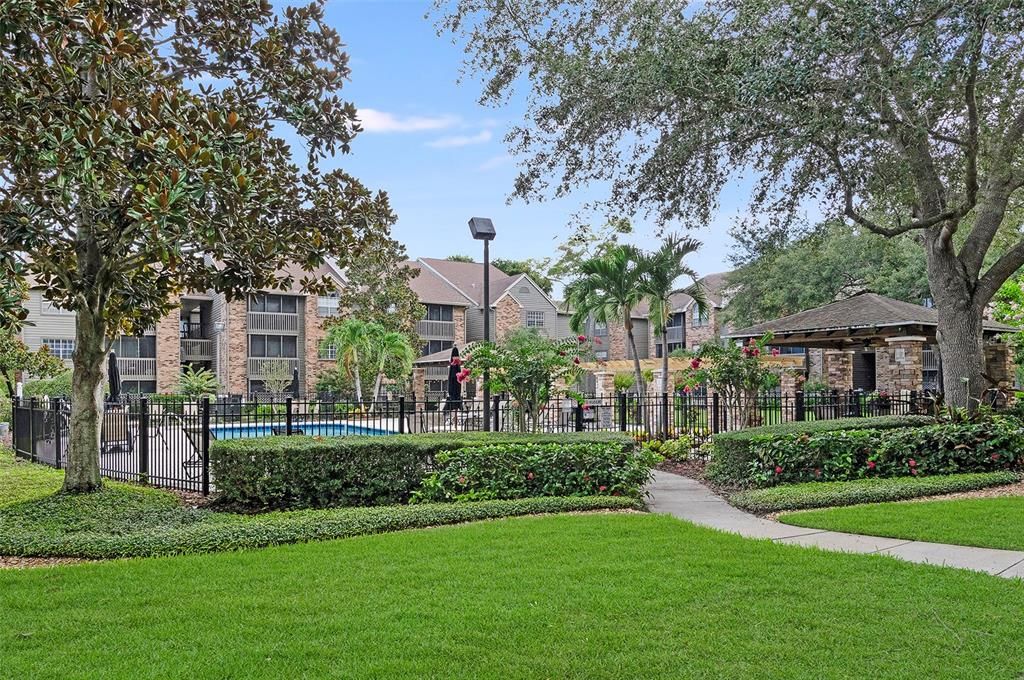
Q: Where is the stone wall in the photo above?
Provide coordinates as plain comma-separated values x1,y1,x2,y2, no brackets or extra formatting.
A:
984,342,1015,391
303,295,334,394
154,311,181,393
592,370,614,397
823,350,855,391
225,299,248,394
877,337,925,392
685,306,720,350
494,296,521,342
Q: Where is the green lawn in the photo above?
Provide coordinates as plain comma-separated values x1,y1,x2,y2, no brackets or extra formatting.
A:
0,450,64,507
2,513,1024,679
782,495,1024,552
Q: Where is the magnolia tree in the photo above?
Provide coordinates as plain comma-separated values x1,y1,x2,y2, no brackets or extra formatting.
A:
0,335,64,400
676,335,781,429
0,1,395,491
460,329,591,433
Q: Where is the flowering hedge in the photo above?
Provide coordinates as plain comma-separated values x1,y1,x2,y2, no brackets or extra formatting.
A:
746,415,1024,487
412,440,660,503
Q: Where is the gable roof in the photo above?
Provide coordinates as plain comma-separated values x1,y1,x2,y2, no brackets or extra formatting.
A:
728,292,1016,339
417,257,511,307
402,260,474,306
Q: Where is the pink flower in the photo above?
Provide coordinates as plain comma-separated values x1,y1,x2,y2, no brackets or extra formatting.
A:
450,357,462,366
867,461,876,470
908,459,917,467
527,472,535,480
594,338,602,345
582,403,591,411
911,468,918,475
682,385,691,394
577,335,587,343
457,475,467,484
742,346,752,356
598,485,607,492
774,466,783,475
463,354,471,362
771,348,780,357
752,348,761,357
690,358,701,369
814,468,821,478
991,454,1000,461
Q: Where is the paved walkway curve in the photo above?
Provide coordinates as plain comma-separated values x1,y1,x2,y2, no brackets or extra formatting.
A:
647,470,1024,580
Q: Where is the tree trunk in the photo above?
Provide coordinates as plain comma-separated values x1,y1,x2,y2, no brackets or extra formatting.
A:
370,370,384,410
935,298,985,409
351,348,363,407
662,337,670,394
64,311,106,493
624,317,648,433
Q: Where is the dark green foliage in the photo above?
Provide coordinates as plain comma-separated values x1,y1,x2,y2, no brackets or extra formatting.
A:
0,484,639,559
730,472,1020,514
211,432,636,509
413,441,658,502
22,369,73,398
746,416,1024,487
706,415,935,484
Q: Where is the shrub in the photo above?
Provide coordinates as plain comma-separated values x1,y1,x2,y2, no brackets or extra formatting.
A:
413,441,659,502
23,369,72,398
705,415,935,484
643,437,690,461
746,415,1024,487
211,432,636,510
730,472,1021,514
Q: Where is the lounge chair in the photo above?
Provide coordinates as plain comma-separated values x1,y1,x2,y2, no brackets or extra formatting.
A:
100,408,135,455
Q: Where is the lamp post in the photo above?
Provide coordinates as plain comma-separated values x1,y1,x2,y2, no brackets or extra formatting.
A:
468,217,497,431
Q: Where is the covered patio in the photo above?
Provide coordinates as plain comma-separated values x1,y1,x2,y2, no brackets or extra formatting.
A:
726,293,1017,394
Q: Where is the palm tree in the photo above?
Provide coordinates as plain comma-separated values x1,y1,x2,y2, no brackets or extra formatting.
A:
368,328,416,406
322,318,372,405
640,234,706,394
564,244,648,396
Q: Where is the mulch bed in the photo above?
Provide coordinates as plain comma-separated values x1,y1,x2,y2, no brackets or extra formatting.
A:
656,458,708,480
0,556,91,570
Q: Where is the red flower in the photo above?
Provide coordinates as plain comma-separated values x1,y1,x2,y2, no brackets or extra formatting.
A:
991,454,1001,461
752,348,761,357
450,357,462,366
527,472,535,480
770,348,780,357
774,465,783,475
582,403,591,411
689,358,701,369
814,468,821,478
573,357,580,364
682,385,692,394
577,335,587,343
867,461,876,470
908,459,917,467
742,346,751,355
598,485,608,492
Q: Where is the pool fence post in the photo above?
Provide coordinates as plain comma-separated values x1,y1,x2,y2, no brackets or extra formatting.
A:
201,396,211,496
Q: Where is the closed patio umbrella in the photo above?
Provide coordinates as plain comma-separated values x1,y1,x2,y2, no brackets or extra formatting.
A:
107,352,122,403
291,367,301,398
443,346,462,412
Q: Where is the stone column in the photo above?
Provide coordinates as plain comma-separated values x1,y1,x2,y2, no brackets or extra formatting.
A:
984,342,1015,391
779,369,800,422
226,299,248,395
593,370,614,398
880,336,926,393
823,350,855,391
410,367,426,401
155,310,181,394
453,307,467,347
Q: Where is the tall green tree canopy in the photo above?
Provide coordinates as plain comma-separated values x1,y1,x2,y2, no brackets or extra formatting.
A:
0,0,395,491
492,258,554,295
439,0,1024,407
725,221,930,327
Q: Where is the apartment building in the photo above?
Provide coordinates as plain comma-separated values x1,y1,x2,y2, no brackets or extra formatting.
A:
20,262,345,396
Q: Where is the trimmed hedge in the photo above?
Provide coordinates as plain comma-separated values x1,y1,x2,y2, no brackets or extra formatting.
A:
745,416,1023,487
730,472,1021,514
0,485,641,559
413,441,659,502
211,432,637,510
706,415,936,484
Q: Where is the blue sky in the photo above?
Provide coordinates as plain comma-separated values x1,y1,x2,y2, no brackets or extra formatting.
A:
317,0,747,283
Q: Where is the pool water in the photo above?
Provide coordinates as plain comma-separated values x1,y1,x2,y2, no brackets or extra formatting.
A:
209,422,394,440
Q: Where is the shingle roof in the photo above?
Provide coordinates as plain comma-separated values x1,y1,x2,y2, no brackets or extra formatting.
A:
728,292,1016,337
418,258,520,306
402,260,474,306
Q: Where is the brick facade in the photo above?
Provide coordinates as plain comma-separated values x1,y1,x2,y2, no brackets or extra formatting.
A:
494,296,522,342
225,299,248,394
453,306,467,346
823,350,855,391
984,342,1015,391
685,306,719,350
877,337,925,392
303,295,335,394
154,311,181,393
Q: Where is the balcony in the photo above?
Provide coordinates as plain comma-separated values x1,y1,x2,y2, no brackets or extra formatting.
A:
416,319,455,339
180,339,213,361
425,366,450,382
247,357,301,378
118,357,156,380
248,311,300,333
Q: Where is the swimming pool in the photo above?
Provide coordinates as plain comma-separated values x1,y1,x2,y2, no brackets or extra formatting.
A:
209,422,395,440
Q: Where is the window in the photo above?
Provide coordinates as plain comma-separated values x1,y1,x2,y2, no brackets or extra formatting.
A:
42,338,75,360
421,339,453,356
121,380,157,394
249,294,298,314
691,307,711,328
668,312,684,327
317,294,340,317
249,334,298,358
319,344,338,360
526,311,545,327
424,304,454,322
656,341,685,358
774,346,806,355
593,320,608,335
41,299,73,315
112,336,156,359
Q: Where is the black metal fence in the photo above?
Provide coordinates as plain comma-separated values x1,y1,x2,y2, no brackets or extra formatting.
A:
10,389,930,494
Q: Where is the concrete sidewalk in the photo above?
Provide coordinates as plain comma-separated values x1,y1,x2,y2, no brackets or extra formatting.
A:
647,470,1024,579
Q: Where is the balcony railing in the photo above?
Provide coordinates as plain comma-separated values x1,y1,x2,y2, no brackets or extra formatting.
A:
247,357,301,378
425,366,450,382
248,311,300,333
180,339,213,361
416,319,456,339
118,357,156,379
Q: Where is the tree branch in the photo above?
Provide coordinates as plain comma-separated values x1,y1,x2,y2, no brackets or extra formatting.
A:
978,237,1024,303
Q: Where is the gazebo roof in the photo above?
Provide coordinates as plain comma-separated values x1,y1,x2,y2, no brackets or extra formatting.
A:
727,293,1016,348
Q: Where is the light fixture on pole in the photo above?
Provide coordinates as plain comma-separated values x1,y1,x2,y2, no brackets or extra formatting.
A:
468,217,496,431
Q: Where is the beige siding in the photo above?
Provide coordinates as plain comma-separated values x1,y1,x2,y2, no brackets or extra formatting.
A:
21,290,76,360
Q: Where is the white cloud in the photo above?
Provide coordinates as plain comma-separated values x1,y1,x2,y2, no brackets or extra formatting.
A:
477,153,512,171
426,130,493,149
357,108,459,133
